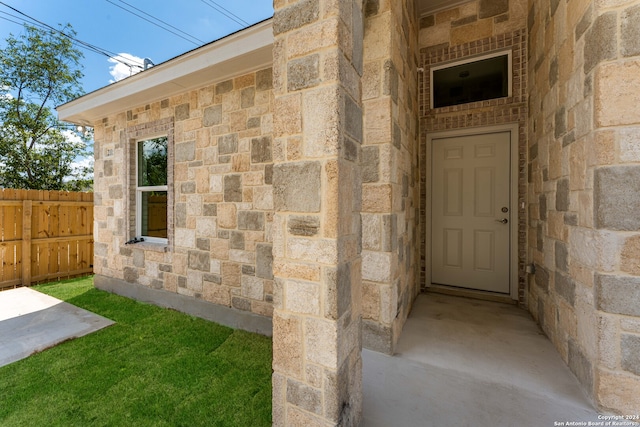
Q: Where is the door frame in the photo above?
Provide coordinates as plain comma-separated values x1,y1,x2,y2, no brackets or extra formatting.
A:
426,123,519,300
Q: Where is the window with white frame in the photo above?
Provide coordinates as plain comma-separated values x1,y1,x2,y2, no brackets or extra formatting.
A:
136,136,168,243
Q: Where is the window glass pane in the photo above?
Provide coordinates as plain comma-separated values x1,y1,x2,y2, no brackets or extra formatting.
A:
433,54,509,108
141,191,168,238
138,137,168,187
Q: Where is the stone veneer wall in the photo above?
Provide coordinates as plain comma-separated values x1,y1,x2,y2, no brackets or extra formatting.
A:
528,0,640,413
418,0,529,302
271,0,364,425
361,0,420,354
92,68,275,320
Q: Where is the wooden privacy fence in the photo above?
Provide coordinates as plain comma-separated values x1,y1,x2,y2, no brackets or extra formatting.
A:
0,189,93,290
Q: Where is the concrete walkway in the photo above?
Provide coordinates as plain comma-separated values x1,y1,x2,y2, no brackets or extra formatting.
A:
0,287,114,368
362,293,606,427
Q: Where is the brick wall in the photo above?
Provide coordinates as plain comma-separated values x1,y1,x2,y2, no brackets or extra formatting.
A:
92,68,275,319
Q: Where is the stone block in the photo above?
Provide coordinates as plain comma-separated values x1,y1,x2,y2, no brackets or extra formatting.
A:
196,238,210,251
229,231,244,250
251,136,273,163
218,133,238,155
361,145,379,183
224,174,243,202
175,228,196,248
288,215,320,236
285,279,320,315
596,274,640,316
108,185,123,199
597,370,640,415
175,103,190,120
241,87,255,109
273,161,321,212
203,204,217,216
256,243,274,279
595,60,640,127
273,0,319,35
534,264,549,293
361,213,381,250
287,238,338,265
362,250,391,283
188,250,210,272
180,182,195,194
286,379,322,415
288,54,320,92
332,263,354,321
345,93,363,142
231,296,251,311
622,5,640,57
302,86,340,157
555,272,576,306
362,184,392,213
568,339,593,391
215,79,233,95
479,0,507,19
584,12,617,74
621,334,640,376
305,317,338,368
203,105,222,127
175,141,196,162
256,68,273,91
594,166,640,230
273,313,303,378
555,240,568,272
451,19,493,46
217,203,237,229
362,320,392,354
621,235,640,275
241,275,264,300
238,211,265,231
381,214,397,253
123,266,138,283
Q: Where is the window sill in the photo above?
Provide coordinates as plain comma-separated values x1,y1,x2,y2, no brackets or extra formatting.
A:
126,241,169,253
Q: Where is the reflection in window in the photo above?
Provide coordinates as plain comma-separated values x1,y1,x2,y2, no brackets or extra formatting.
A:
137,137,168,241
431,52,511,109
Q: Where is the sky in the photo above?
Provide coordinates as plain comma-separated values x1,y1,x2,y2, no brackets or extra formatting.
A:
0,0,274,94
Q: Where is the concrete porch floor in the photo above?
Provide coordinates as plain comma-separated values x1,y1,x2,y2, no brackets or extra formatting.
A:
362,293,604,426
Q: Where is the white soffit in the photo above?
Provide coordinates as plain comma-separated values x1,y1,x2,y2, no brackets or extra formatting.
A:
57,19,273,125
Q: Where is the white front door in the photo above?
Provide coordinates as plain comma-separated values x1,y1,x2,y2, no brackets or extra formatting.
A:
431,131,511,293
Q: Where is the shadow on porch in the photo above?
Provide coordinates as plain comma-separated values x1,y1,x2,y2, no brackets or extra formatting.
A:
362,293,603,426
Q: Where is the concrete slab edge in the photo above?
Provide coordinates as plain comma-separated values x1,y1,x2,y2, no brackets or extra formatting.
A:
94,275,273,336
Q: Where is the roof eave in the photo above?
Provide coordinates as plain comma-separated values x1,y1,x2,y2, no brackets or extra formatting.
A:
57,18,273,125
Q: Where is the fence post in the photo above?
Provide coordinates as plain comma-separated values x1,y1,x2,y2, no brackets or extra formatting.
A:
21,200,32,286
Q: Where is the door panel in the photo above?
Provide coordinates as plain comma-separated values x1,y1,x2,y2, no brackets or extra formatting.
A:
432,132,511,293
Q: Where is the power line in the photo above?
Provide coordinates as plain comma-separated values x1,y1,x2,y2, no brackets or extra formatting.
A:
0,2,143,70
199,0,249,27
110,0,204,45
105,0,202,46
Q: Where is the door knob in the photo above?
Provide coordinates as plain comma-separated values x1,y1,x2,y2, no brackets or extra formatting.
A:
495,218,508,224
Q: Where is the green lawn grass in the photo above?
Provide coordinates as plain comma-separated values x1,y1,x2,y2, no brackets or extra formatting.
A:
0,277,272,426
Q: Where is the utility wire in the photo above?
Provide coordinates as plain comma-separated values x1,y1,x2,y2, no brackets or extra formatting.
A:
105,0,201,46
0,2,144,70
199,0,249,27
110,0,204,45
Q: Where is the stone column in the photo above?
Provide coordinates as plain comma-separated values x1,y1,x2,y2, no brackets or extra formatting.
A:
271,0,364,426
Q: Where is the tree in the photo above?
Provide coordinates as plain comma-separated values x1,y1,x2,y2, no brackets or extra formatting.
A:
0,23,92,191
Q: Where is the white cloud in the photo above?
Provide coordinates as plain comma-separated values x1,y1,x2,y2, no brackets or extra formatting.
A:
108,53,145,83
1,85,13,100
